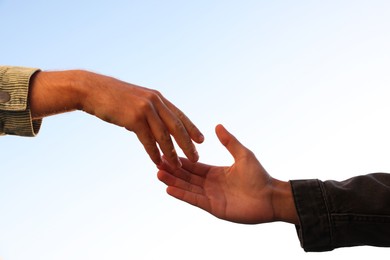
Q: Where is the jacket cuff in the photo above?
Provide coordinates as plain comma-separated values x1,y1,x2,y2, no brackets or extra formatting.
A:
0,66,42,136
290,179,333,252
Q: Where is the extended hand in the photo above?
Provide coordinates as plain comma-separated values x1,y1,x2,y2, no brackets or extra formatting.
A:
158,124,298,224
29,70,204,167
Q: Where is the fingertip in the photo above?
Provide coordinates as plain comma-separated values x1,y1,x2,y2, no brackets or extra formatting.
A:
157,170,167,182
158,155,176,171
189,149,199,163
156,170,163,180
215,124,229,146
166,156,182,170
215,124,247,160
215,124,224,133
157,152,171,167
215,123,224,129
215,124,229,138
166,186,175,196
196,133,205,143
189,130,204,144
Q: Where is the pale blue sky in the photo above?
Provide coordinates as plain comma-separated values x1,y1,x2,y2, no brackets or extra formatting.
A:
1,1,390,259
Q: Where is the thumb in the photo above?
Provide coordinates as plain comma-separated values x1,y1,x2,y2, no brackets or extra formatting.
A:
215,124,248,160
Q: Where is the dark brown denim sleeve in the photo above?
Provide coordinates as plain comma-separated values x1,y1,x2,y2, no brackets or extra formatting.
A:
290,173,390,252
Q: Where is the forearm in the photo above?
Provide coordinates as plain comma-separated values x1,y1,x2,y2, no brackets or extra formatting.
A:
29,70,89,119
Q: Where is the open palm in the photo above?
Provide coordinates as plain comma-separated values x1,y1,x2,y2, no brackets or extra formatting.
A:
158,124,278,224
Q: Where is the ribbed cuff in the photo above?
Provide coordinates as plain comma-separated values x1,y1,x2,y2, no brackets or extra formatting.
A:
0,66,42,136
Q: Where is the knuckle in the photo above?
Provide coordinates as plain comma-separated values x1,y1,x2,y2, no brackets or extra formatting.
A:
182,138,194,151
172,120,186,134
139,98,153,111
152,89,162,97
145,90,162,103
157,129,171,143
132,100,153,121
173,124,193,149
131,111,146,124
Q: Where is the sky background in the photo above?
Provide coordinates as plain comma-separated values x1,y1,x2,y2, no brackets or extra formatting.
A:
1,0,390,259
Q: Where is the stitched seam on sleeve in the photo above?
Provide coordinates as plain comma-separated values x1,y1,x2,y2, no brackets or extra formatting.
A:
318,180,334,248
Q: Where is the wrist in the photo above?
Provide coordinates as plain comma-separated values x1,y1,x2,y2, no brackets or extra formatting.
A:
271,179,299,224
67,70,91,111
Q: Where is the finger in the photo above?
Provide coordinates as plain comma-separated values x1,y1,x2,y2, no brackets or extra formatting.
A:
157,170,204,194
159,156,213,177
215,124,249,160
156,156,174,171
167,160,205,187
133,122,162,165
158,160,206,186
166,186,211,212
154,99,200,162
180,157,214,177
162,96,205,144
146,109,182,168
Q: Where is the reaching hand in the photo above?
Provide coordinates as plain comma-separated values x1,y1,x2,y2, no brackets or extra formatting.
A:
81,72,204,167
29,70,204,167
157,124,298,224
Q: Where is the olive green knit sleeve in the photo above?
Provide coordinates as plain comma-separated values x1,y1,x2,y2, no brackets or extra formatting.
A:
0,66,42,137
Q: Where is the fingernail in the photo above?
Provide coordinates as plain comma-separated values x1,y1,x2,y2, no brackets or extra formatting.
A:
176,157,182,168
